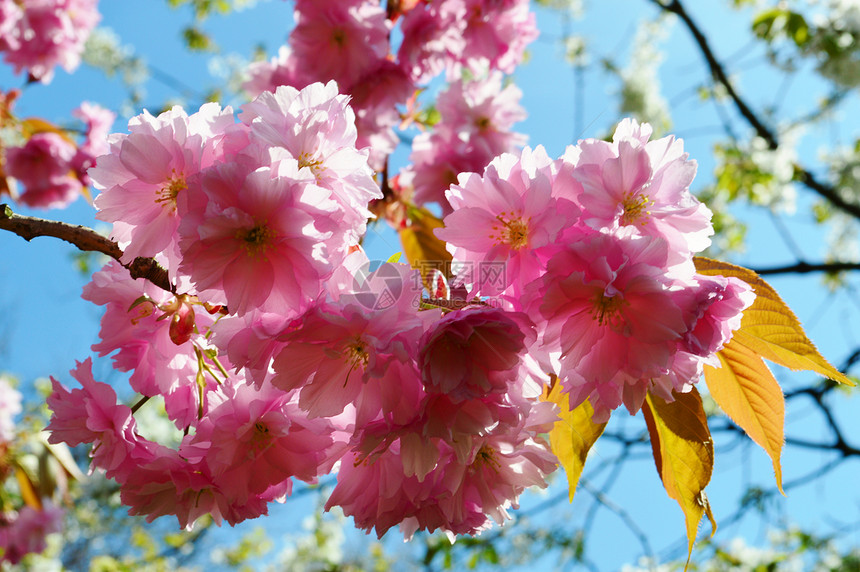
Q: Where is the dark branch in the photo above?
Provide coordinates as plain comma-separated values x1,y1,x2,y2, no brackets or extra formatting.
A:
649,0,860,220
752,261,860,275
1,203,174,293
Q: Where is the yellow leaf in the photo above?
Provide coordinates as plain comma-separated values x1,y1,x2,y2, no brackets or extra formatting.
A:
542,378,606,502
704,340,785,494
642,387,716,562
399,206,452,288
13,463,43,510
694,257,852,386
19,117,73,143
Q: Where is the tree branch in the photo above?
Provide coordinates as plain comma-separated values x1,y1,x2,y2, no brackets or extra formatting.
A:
1,203,173,293
751,261,860,275
649,0,860,220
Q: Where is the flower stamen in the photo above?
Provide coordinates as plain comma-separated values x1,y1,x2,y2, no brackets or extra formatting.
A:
473,444,502,473
297,151,326,180
237,224,275,259
155,175,187,213
621,191,653,225
591,293,626,329
343,337,370,387
489,211,530,250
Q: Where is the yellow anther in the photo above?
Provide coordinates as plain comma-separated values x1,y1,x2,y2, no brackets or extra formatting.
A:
621,192,653,225
155,176,187,213
237,224,275,259
490,214,529,250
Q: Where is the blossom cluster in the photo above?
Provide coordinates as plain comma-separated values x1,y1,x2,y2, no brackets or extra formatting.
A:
1,94,115,209
41,80,553,538
0,0,100,83
437,119,756,421
45,76,753,542
25,0,753,546
0,378,65,564
244,0,535,205
0,504,64,565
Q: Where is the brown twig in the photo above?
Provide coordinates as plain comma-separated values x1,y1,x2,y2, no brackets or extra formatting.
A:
649,0,860,220
1,203,173,293
752,260,860,275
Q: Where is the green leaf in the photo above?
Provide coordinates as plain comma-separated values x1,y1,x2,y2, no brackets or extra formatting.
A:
542,377,606,502
752,8,785,41
642,387,716,563
751,8,810,48
182,26,214,51
786,12,810,48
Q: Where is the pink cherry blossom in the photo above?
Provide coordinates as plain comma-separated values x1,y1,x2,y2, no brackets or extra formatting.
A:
435,73,528,157
0,0,100,83
238,82,382,246
436,146,580,297
681,273,756,361
181,380,343,506
0,2,23,55
243,45,310,97
403,75,529,215
92,103,237,275
531,231,690,421
457,0,538,74
177,160,340,316
4,131,83,209
270,298,424,423
0,502,64,564
118,448,277,529
289,1,390,91
418,307,534,401
349,60,415,170
401,129,490,214
573,118,713,267
328,400,556,539
46,358,150,481
207,311,296,387
397,1,466,83
71,102,116,186
430,404,558,536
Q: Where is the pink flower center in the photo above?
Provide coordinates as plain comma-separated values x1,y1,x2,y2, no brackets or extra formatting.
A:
620,191,653,225
332,28,346,47
249,421,273,454
343,337,369,386
237,224,275,259
590,292,626,329
297,152,326,180
155,176,187,213
490,212,529,250
472,444,502,473
345,338,369,368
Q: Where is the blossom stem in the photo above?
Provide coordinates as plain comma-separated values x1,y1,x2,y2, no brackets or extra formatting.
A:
129,395,150,414
0,203,174,293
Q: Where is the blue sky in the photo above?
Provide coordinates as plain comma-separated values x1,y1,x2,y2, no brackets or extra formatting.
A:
2,1,860,569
